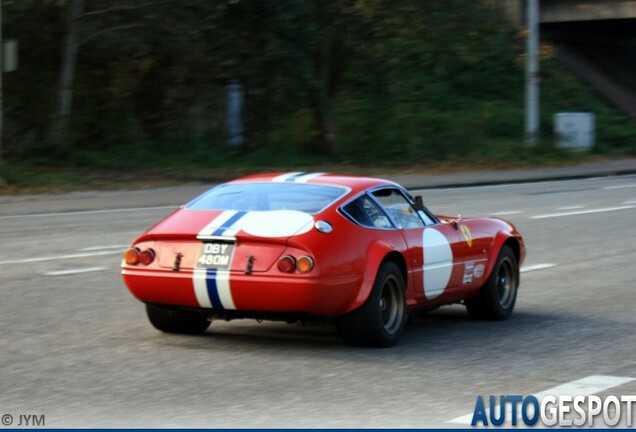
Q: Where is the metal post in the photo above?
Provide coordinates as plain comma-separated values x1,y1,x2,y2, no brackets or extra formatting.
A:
525,0,540,146
226,79,244,146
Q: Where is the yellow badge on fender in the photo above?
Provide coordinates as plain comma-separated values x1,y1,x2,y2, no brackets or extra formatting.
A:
460,225,473,247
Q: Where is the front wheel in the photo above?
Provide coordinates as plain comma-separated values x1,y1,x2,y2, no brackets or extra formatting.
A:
146,304,211,334
337,261,407,347
465,245,519,320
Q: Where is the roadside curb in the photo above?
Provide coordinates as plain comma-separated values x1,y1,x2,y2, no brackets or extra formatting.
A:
2,159,636,216
398,168,636,190
383,159,636,190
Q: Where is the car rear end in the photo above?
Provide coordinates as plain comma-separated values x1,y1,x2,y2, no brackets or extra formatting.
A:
121,180,363,318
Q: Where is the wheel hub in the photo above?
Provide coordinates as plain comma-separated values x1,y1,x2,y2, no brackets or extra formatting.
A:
379,298,388,311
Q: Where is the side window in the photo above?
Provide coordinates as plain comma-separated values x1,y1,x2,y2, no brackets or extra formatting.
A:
372,189,427,229
342,195,393,229
417,209,437,226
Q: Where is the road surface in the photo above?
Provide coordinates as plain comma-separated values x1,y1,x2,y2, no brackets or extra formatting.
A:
1,175,635,427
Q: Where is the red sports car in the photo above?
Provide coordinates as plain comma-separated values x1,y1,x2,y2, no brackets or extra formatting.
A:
122,172,525,347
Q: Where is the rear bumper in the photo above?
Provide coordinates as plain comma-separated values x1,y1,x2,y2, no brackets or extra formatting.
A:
122,268,362,317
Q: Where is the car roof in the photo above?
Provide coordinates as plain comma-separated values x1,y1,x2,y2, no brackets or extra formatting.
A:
228,172,400,196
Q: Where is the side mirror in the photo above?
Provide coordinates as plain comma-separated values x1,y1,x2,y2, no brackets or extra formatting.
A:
414,195,425,211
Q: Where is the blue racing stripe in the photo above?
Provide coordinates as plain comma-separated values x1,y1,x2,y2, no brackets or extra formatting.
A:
284,172,309,182
211,210,247,236
206,268,224,309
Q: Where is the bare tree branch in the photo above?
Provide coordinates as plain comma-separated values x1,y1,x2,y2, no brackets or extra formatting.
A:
79,0,177,20
79,23,142,46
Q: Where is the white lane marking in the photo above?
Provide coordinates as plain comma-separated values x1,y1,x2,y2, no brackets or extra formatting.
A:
604,184,636,190
531,206,636,219
449,375,636,425
625,200,636,205
520,263,556,273
44,267,107,276
0,206,177,220
81,245,128,251
0,250,121,265
492,211,522,216
557,205,585,210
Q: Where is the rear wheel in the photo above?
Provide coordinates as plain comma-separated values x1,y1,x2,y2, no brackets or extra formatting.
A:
146,304,211,334
337,262,407,347
465,245,519,320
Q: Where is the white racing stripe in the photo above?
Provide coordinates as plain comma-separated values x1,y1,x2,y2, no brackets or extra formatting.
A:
272,172,324,183
293,172,325,183
521,263,557,273
198,210,242,238
215,270,236,309
192,268,212,308
449,375,636,425
0,206,177,220
193,211,240,309
531,206,636,219
0,250,121,265
272,172,305,183
44,267,107,276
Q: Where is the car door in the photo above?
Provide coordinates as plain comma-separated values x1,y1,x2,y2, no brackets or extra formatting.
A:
371,188,465,303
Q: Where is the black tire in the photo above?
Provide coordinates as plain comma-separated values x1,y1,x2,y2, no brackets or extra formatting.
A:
337,261,407,347
465,245,519,320
146,304,211,334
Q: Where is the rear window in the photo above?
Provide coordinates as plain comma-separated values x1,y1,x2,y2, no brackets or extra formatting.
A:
186,183,348,214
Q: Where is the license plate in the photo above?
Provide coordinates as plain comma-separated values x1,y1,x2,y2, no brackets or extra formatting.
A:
196,242,234,269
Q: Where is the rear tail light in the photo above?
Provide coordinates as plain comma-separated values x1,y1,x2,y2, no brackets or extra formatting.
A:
139,248,156,265
124,247,155,266
124,248,140,265
296,256,315,273
277,254,315,274
277,255,296,273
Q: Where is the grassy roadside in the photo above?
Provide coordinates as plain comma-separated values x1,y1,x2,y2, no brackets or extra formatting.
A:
0,150,619,195
3,1,635,194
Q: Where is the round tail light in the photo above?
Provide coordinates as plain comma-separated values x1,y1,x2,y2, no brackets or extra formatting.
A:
139,248,156,266
277,255,296,273
296,256,314,274
124,248,140,265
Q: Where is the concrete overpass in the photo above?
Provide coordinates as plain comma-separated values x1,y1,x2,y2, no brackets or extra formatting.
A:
487,0,636,120
542,0,636,23
488,0,636,25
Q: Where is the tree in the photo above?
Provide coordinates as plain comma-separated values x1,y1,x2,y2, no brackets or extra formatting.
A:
50,0,84,145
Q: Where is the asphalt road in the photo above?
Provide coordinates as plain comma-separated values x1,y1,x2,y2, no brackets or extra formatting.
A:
1,175,635,427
